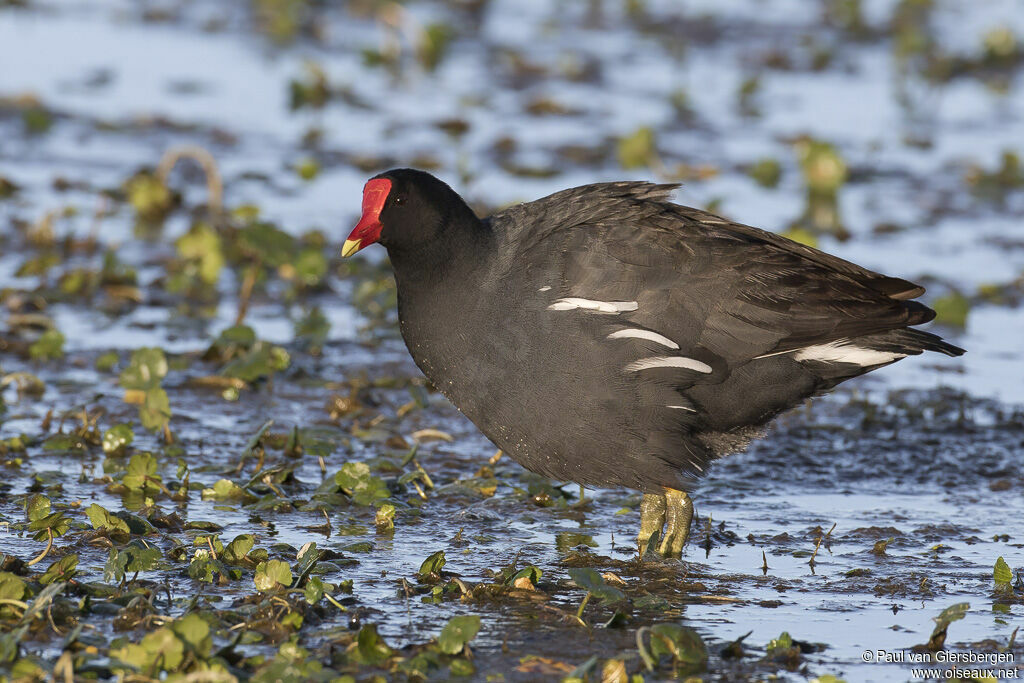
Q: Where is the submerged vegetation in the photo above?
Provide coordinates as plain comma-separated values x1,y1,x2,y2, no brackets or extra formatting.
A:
1,0,1023,680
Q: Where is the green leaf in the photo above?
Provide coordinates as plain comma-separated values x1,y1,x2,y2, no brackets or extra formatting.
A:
932,292,970,328
795,138,847,195
618,126,657,170
26,494,51,522
870,537,892,555
28,329,64,361
417,23,455,72
102,424,135,455
16,253,60,277
304,576,326,604
122,453,162,493
438,615,481,655
295,306,330,350
375,503,396,530
140,388,172,432
418,550,446,578
171,613,212,658
42,434,85,452
85,503,131,535
449,658,475,676
292,249,328,287
110,625,184,675
176,222,224,284
13,655,48,678
105,547,130,583
239,223,296,267
186,549,228,584
296,158,320,181
766,631,794,657
201,478,257,503
0,625,28,664
105,543,162,582
648,624,708,671
335,462,391,506
100,249,137,286
0,572,27,602
206,324,257,360
339,541,373,553
934,602,970,629
509,566,542,586
115,511,154,535
244,420,274,455
994,556,1013,588
124,171,173,223
23,106,53,134
354,625,393,665
120,348,168,391
926,602,970,650
348,457,392,482
221,341,290,382
568,567,625,603
568,567,603,592
254,559,293,592
95,351,119,372
0,433,25,451
223,534,256,564
29,511,71,540
749,158,782,188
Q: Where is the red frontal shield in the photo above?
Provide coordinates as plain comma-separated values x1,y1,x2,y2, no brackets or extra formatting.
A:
342,178,392,256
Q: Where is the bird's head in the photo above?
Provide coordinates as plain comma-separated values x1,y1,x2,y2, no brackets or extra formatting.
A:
342,168,476,259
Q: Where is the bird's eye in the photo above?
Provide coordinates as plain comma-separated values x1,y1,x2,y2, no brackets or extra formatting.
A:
393,195,404,205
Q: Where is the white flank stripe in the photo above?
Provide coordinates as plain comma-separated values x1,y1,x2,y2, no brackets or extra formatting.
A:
624,356,713,374
792,341,904,366
667,405,697,412
538,285,552,292
548,297,638,314
607,328,679,349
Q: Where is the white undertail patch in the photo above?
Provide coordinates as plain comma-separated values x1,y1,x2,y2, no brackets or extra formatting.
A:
791,341,904,366
548,297,638,314
624,356,713,374
607,328,679,349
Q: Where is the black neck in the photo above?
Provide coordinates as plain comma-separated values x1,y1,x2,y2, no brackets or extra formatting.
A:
387,204,492,285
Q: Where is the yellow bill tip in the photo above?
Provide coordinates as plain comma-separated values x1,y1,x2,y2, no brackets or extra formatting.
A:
341,239,362,258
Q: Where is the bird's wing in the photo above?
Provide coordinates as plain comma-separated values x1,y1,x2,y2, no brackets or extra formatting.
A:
490,183,948,487
505,184,935,369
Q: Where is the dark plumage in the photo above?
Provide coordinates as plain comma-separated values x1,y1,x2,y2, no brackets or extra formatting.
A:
343,168,964,556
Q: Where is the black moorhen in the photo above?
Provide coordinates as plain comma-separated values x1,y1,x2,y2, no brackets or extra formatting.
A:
341,169,965,558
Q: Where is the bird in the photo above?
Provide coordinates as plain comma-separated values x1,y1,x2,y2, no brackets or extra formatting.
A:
341,168,965,558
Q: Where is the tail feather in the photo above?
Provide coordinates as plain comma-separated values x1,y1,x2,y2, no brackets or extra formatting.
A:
864,328,966,358
807,327,964,392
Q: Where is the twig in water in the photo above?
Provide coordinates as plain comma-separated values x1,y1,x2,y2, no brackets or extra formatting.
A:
156,145,223,221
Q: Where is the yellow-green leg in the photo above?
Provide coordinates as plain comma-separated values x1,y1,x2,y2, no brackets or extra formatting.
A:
637,488,693,559
638,493,666,556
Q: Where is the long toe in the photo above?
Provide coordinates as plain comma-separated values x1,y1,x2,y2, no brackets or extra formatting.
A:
637,493,667,557
656,489,694,558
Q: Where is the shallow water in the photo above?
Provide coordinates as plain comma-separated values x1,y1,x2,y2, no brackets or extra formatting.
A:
1,1,1023,681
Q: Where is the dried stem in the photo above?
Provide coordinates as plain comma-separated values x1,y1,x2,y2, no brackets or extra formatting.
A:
156,144,223,221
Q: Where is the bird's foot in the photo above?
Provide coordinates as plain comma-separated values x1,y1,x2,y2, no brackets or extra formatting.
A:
638,493,666,557
637,489,693,559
